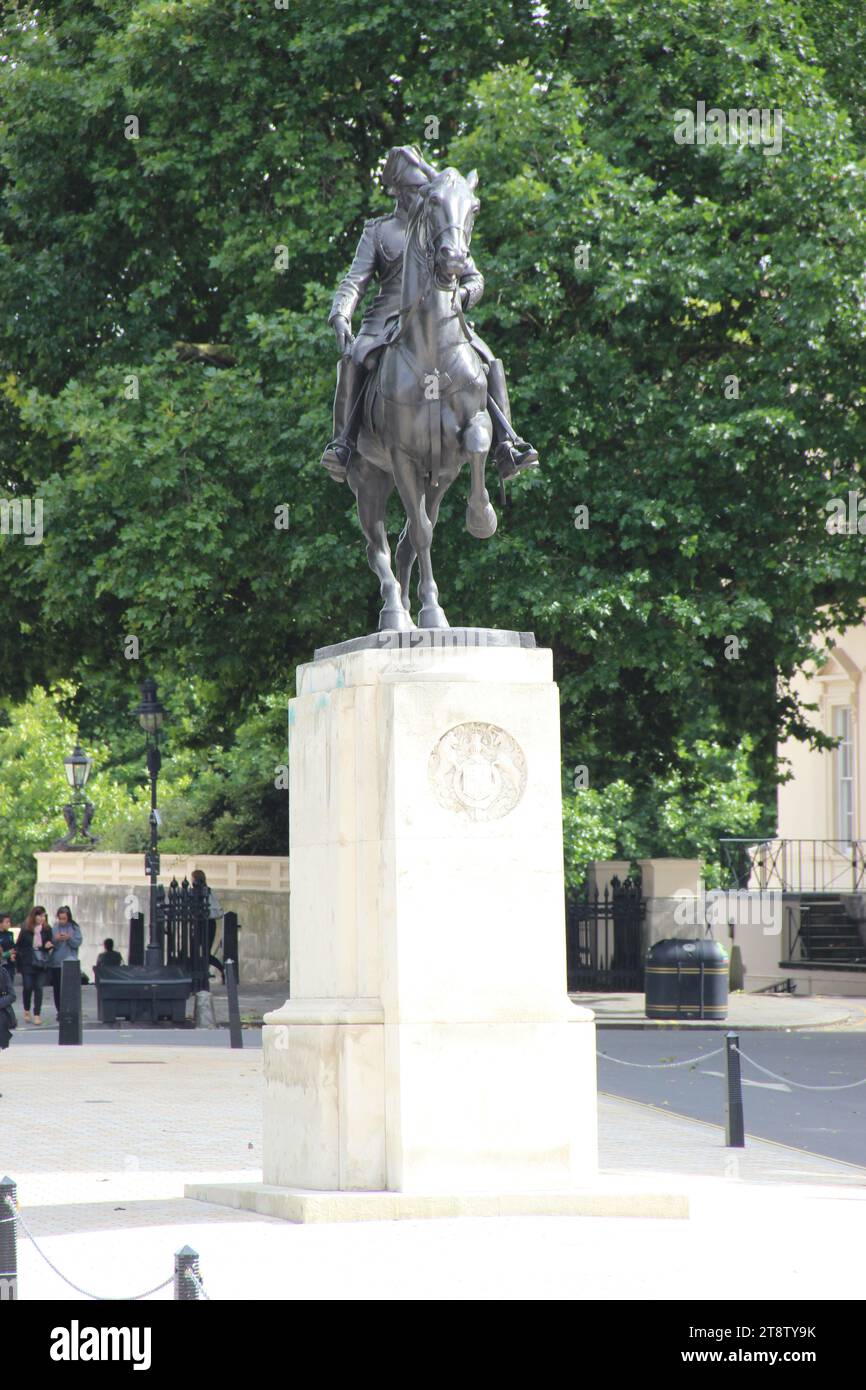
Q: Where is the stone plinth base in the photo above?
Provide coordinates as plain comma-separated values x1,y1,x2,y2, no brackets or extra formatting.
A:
184,1180,689,1224
184,639,602,1215
269,642,598,1195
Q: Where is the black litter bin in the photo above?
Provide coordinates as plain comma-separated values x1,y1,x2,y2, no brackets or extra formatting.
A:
645,939,729,1020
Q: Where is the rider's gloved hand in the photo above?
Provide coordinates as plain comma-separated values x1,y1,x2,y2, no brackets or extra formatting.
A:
332,316,355,355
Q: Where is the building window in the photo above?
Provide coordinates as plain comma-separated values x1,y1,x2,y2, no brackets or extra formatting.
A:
833,705,855,842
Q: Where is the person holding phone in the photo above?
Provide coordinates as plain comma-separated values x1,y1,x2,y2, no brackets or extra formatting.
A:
49,906,82,1017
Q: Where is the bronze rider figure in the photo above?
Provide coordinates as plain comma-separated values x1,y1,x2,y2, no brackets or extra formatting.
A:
320,145,538,486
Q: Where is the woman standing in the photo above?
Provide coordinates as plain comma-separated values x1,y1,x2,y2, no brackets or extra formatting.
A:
49,906,82,1018
15,906,52,1024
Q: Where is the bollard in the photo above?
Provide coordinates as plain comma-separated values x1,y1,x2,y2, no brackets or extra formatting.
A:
0,1177,18,1303
725,1030,745,1147
223,912,240,983
225,960,243,1049
174,1245,201,1301
59,958,83,1046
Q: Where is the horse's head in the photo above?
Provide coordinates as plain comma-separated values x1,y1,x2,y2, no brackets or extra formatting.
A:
415,167,480,289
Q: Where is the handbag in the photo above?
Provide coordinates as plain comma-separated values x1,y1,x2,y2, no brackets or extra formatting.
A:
3,1004,16,1031
28,948,52,984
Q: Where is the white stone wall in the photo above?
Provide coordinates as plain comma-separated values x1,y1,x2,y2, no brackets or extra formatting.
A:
33,853,289,984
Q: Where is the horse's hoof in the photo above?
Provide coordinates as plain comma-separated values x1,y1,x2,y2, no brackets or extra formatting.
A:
418,606,450,630
466,502,497,539
378,607,414,632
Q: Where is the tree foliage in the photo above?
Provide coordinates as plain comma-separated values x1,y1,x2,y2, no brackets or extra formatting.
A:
1,0,865,886
0,685,146,917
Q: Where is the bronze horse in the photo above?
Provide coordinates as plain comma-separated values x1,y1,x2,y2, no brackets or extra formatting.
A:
347,167,497,632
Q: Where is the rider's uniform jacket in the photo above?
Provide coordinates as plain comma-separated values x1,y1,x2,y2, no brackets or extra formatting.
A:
329,213,485,365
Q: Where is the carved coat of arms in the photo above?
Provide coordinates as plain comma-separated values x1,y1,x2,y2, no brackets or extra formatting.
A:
428,722,527,822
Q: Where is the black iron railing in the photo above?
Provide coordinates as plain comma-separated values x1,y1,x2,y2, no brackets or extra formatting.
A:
719,838,866,893
157,877,210,993
565,878,645,991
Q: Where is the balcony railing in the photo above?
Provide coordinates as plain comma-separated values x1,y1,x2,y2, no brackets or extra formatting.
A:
719,839,866,894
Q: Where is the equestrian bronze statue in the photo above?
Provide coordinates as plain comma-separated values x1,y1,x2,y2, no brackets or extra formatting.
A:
321,145,538,632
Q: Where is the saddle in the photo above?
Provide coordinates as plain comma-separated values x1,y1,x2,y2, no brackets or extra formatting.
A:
358,314,486,484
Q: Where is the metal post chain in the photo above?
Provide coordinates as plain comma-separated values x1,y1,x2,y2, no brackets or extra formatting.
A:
733,1045,866,1091
597,1046,726,1069
2,1194,172,1301
597,1045,866,1089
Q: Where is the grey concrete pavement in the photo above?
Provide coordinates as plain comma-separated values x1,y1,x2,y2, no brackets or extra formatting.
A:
8,978,285,1033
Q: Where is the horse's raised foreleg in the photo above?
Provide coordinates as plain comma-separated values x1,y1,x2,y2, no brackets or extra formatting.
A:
348,457,413,632
463,410,497,539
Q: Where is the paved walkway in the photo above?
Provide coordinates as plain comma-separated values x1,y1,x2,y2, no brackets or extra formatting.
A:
2,1043,864,1300
570,990,866,1029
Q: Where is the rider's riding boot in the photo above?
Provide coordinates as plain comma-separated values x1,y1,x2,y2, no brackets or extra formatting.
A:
321,355,366,482
486,358,539,481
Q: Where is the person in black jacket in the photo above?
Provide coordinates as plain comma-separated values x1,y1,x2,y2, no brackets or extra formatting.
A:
95,938,122,977
0,961,16,1053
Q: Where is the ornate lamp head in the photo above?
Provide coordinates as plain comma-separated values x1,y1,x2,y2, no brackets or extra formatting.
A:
63,745,92,791
135,677,166,736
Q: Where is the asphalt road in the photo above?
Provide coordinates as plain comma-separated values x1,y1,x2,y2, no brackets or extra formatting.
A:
597,1029,866,1169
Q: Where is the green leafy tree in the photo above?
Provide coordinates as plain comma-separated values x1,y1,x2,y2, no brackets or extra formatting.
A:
0,686,146,917
1,0,865,871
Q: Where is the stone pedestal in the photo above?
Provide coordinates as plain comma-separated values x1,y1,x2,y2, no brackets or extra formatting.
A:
188,638,625,1219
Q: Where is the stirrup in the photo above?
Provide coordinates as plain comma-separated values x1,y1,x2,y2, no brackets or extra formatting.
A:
494,439,539,481
320,439,352,482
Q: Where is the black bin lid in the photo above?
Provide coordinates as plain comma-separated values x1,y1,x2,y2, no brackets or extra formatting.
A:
647,938,728,965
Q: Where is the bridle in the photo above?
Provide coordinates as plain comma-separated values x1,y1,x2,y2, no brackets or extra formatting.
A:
386,193,476,350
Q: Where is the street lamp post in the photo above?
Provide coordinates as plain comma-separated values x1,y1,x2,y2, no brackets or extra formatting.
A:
134,677,166,970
